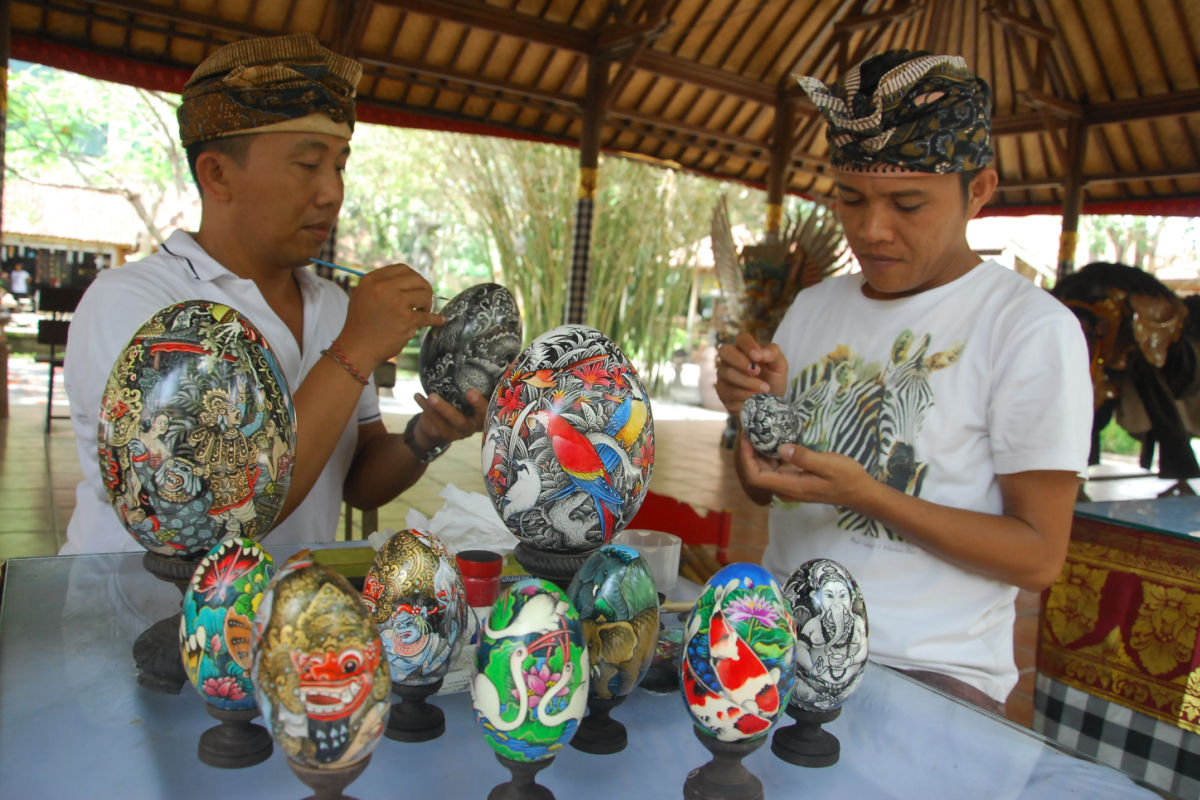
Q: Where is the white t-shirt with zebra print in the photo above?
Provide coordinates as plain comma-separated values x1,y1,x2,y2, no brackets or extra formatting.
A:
766,259,1091,703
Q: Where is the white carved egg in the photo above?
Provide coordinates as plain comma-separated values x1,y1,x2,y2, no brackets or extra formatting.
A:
740,393,801,458
482,325,654,553
419,283,523,415
781,559,869,713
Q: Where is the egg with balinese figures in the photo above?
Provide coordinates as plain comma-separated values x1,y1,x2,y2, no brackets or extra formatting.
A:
180,537,276,710
782,558,869,713
740,392,802,458
360,528,469,686
681,562,796,742
482,324,655,554
251,552,390,769
566,544,659,701
471,578,590,762
419,283,523,415
97,299,295,557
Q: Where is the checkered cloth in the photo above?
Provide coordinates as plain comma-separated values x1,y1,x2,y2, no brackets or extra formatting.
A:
564,196,593,325
1035,673,1200,799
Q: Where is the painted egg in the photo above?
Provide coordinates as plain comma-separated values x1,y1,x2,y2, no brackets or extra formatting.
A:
781,559,869,713
680,563,796,742
419,283,523,415
180,537,276,710
471,578,590,762
360,528,470,686
97,300,296,557
251,552,390,769
482,325,655,553
566,544,659,700
740,393,801,458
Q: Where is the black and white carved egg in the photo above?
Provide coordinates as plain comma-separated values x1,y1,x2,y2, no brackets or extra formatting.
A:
740,393,801,458
781,559,869,713
419,283,522,415
482,325,655,554
97,300,296,557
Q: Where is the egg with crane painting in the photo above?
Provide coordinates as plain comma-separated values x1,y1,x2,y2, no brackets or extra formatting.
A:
482,325,655,553
470,578,590,762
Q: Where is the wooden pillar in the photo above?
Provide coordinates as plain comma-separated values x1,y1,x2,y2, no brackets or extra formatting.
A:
565,54,609,326
0,0,10,420
1057,119,1087,282
766,96,794,244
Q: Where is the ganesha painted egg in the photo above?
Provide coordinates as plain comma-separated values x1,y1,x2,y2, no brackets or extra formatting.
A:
566,544,659,701
251,553,390,769
681,563,796,742
782,559,869,713
180,537,276,710
361,528,469,686
419,283,523,415
482,325,655,553
97,300,296,557
471,578,590,762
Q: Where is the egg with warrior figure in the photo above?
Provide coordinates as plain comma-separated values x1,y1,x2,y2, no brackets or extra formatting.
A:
781,559,869,713
681,563,797,742
419,282,523,416
482,325,655,553
471,578,590,762
180,537,276,710
97,300,296,557
360,528,469,686
566,544,660,702
251,552,390,769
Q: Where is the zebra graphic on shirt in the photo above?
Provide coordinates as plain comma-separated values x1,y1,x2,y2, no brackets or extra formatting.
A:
788,330,964,540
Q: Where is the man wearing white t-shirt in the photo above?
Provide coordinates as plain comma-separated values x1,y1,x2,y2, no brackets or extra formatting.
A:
62,35,487,555
716,51,1091,714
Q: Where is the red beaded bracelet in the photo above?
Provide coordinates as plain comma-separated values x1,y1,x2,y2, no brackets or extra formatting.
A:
321,341,369,385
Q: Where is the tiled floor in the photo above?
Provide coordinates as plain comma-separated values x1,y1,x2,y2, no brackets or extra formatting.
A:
1,354,1180,730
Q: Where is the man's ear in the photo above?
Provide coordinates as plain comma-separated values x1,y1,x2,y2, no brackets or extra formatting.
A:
966,168,999,218
194,150,234,202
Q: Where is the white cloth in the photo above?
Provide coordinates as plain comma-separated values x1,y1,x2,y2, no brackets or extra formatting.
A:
61,230,380,555
765,260,1092,702
10,268,30,294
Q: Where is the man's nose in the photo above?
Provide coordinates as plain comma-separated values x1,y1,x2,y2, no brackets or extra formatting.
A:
859,204,894,243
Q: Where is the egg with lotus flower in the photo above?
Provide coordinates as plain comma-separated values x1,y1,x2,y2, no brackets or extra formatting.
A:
681,562,796,742
482,324,654,554
97,300,295,557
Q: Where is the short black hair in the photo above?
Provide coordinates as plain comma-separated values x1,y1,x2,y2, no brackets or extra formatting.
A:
185,135,255,194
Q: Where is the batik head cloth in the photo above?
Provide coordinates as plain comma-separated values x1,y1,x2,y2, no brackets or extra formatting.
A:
178,33,363,148
796,51,993,174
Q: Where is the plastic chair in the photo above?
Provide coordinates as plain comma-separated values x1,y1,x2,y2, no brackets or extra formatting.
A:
35,287,85,432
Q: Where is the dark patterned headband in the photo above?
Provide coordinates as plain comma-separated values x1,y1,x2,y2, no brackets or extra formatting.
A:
178,34,363,148
796,51,993,174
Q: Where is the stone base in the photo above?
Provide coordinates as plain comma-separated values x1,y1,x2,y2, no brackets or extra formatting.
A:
770,705,841,768
683,726,765,800
288,754,371,800
197,704,273,768
569,695,628,755
385,679,446,742
512,543,596,592
488,754,555,800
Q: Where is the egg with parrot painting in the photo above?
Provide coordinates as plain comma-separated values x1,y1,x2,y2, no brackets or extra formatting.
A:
471,578,590,762
180,537,276,710
782,559,869,713
97,299,295,557
566,544,659,701
360,528,469,686
419,283,523,416
482,325,654,553
251,552,390,769
681,563,796,742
